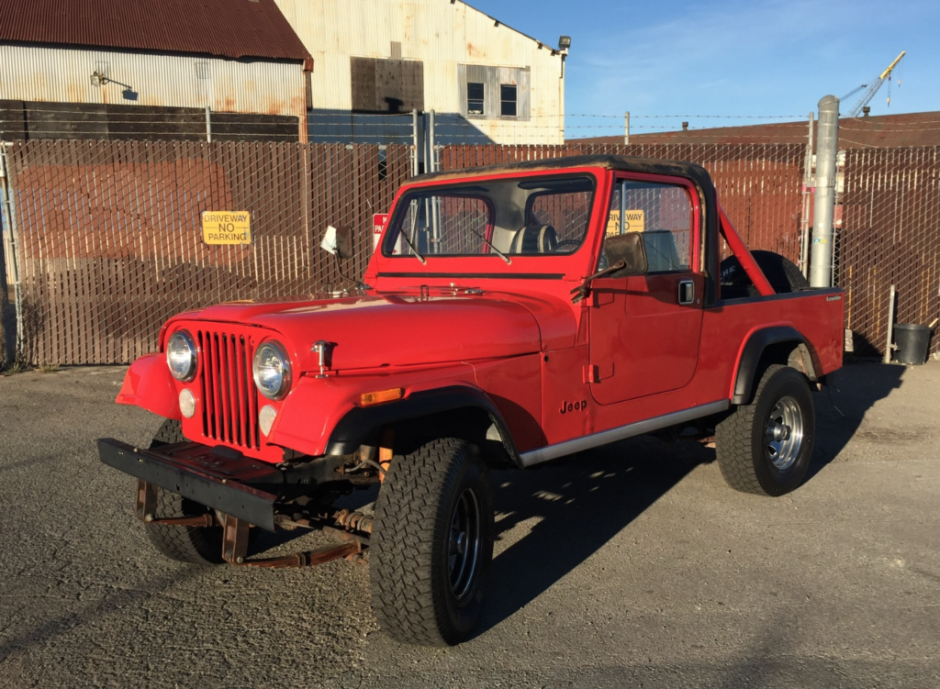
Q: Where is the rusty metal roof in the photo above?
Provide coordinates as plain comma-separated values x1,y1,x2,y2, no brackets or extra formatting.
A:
572,111,940,150
0,0,311,61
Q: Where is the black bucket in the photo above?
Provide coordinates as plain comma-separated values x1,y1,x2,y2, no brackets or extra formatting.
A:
894,323,931,365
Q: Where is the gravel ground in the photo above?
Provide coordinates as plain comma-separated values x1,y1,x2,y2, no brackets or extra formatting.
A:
1,360,938,688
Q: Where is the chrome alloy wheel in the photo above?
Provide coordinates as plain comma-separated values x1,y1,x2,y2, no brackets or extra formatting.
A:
765,396,804,471
448,487,482,600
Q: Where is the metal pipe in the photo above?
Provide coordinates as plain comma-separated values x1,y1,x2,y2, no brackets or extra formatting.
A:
428,109,436,173
799,111,814,278
884,284,896,364
624,111,630,146
428,110,440,248
205,106,212,143
411,109,420,177
810,95,839,287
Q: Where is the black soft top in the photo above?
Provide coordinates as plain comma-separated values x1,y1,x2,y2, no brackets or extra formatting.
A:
409,155,715,193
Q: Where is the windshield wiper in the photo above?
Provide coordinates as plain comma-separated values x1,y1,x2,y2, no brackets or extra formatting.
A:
399,213,427,265
467,227,511,264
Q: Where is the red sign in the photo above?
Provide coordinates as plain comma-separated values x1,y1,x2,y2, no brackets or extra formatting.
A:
373,213,389,252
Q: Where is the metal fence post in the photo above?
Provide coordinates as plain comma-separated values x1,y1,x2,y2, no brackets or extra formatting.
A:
411,109,420,177
0,143,23,365
810,95,839,288
624,112,630,146
799,111,815,278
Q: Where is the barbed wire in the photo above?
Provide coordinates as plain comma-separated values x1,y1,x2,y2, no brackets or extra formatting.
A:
568,113,807,120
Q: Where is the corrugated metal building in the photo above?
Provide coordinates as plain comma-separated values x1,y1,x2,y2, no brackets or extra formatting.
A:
274,0,567,145
0,0,312,141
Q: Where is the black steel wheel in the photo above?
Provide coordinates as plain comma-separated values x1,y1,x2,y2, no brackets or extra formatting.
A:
370,438,494,646
142,419,224,565
716,365,815,496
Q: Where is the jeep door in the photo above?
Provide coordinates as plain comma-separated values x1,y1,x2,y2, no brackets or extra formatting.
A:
588,175,704,405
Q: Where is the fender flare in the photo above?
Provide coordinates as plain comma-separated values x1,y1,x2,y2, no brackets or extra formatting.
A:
325,385,523,467
732,326,820,405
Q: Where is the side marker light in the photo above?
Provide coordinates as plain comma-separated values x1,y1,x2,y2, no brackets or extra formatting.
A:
360,388,404,406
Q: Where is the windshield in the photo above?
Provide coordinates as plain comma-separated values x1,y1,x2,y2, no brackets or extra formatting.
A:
382,174,596,259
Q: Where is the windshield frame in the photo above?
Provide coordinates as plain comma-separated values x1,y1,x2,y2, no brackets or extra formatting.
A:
379,171,599,261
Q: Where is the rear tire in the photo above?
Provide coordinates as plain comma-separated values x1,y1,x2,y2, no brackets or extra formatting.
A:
370,438,494,646
143,420,224,565
716,365,815,496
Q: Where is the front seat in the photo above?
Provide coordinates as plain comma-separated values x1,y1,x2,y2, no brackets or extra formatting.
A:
509,225,558,254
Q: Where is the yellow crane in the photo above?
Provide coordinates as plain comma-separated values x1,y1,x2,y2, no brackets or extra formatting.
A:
843,51,906,118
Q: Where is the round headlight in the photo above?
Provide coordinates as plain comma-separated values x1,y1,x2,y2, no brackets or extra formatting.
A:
166,331,197,382
253,341,291,400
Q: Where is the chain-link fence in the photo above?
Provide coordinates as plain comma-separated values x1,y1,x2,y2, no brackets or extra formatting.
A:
2,141,410,364
440,142,806,263
2,139,937,365
838,146,940,357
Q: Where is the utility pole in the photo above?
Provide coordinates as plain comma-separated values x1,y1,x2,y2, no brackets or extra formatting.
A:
624,112,630,145
810,95,839,288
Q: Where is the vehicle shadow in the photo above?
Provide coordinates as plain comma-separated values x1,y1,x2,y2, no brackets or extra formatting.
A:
805,361,905,483
479,362,906,637
478,434,712,636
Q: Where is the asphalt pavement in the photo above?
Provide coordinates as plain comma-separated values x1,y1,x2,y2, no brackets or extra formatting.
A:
1,360,938,688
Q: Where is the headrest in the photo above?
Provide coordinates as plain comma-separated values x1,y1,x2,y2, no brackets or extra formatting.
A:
510,225,558,254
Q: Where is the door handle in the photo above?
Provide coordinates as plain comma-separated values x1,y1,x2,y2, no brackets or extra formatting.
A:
678,279,694,305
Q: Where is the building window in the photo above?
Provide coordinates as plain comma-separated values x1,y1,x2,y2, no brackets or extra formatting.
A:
459,65,530,121
467,83,485,116
500,85,517,117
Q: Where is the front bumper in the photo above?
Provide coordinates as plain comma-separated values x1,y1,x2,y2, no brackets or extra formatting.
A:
98,439,288,531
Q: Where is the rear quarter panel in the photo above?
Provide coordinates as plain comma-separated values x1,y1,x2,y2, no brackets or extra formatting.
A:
699,290,845,399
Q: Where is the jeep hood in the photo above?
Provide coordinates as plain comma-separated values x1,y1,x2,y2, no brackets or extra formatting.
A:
179,294,544,371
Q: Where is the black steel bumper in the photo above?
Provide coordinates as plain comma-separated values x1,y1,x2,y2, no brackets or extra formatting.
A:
98,439,283,531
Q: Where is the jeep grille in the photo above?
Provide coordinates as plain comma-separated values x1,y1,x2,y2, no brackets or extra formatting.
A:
196,329,260,451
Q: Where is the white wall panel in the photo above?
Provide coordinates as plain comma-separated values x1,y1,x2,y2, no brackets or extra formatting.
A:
275,0,565,144
0,44,306,117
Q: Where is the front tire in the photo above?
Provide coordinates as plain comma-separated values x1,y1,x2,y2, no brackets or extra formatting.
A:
716,365,815,496
370,438,494,646
143,420,224,565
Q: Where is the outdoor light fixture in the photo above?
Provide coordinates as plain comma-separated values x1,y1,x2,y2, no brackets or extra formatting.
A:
558,35,572,50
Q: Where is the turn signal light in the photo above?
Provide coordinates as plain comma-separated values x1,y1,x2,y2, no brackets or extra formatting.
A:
360,388,404,406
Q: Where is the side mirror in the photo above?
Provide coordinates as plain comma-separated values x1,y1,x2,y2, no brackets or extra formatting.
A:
321,225,356,260
335,225,354,260
604,232,648,277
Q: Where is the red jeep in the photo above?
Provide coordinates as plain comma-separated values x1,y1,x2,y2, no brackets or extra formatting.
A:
99,155,844,645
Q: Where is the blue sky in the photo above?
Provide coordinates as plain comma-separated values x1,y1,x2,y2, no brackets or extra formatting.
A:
468,0,938,137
